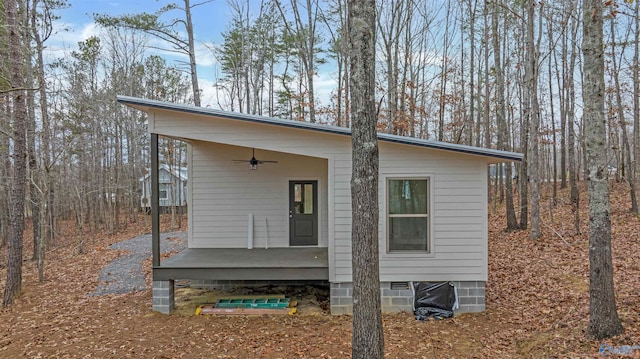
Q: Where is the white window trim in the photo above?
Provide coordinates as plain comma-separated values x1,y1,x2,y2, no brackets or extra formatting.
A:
381,174,435,258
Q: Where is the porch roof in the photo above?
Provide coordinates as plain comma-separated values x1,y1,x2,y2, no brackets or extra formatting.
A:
117,95,523,162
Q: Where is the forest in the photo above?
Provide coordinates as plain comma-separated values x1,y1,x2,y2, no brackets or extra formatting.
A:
1,0,639,354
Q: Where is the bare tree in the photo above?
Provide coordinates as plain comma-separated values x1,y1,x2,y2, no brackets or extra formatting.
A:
582,0,624,340
633,0,640,214
95,0,210,106
3,0,28,307
609,16,638,213
29,0,59,280
275,0,322,123
348,0,383,357
525,0,541,239
321,0,350,127
465,0,477,146
492,0,518,230
567,3,581,235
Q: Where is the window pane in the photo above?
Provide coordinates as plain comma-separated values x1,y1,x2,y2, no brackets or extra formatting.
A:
294,183,314,214
389,179,427,214
159,183,169,199
389,217,428,251
294,184,302,214
304,184,313,214
294,184,302,202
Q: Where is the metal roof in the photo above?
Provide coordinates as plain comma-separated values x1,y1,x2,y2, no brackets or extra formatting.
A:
117,95,523,162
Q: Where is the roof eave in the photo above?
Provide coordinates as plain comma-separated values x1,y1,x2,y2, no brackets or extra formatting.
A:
117,95,523,162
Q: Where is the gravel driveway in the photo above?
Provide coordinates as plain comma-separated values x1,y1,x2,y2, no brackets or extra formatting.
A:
92,231,187,296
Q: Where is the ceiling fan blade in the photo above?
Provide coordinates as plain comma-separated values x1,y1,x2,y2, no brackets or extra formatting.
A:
231,149,277,167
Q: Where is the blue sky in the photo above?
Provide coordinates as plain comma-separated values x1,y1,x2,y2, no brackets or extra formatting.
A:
56,0,227,42
49,0,337,109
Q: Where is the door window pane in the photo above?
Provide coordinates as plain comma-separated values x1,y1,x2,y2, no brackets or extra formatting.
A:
293,183,314,214
304,184,314,214
294,184,302,202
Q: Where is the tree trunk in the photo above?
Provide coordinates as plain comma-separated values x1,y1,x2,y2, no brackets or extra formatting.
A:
25,33,42,260
466,0,476,146
548,17,557,206
568,11,580,235
482,3,490,149
4,0,27,307
491,0,518,230
526,0,541,239
633,0,640,214
32,0,55,252
348,0,383,357
582,0,624,340
609,19,638,213
558,3,570,190
184,0,200,106
437,3,451,142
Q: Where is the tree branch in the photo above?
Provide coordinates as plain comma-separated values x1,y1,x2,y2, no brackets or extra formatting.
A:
0,86,41,94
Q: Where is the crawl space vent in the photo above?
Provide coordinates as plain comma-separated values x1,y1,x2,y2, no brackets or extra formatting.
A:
390,282,410,290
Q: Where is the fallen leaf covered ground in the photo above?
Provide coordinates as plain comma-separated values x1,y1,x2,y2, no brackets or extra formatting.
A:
1,183,639,358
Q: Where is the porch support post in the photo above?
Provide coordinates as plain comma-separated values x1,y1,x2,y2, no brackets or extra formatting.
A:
151,133,160,267
152,280,175,314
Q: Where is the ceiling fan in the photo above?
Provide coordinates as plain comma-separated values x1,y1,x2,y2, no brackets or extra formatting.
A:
234,148,278,170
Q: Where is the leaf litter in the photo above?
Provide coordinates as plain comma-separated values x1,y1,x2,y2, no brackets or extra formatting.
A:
0,183,639,357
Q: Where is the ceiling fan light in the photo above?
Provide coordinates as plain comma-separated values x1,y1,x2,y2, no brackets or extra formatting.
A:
250,163,258,170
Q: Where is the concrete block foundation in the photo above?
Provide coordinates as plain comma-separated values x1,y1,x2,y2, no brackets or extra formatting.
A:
151,279,485,315
330,281,486,315
152,280,175,314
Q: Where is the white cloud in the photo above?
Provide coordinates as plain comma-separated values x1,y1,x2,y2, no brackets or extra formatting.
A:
196,41,216,67
50,20,99,46
314,72,339,107
199,78,223,109
80,22,100,41
45,20,103,62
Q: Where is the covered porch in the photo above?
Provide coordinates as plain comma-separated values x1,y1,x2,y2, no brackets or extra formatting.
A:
148,133,330,313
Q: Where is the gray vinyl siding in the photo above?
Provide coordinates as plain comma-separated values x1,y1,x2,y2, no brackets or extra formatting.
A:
331,141,489,283
151,110,490,283
188,141,329,249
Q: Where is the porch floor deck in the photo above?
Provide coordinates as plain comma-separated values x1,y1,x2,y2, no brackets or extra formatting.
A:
154,247,329,281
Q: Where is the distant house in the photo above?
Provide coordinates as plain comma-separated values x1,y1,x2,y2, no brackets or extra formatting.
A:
118,95,523,315
140,164,187,213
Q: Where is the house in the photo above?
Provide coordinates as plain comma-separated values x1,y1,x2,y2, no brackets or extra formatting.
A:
140,164,188,213
117,95,523,315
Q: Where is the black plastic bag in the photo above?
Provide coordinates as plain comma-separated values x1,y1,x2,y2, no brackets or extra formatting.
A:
413,282,456,320
414,307,453,320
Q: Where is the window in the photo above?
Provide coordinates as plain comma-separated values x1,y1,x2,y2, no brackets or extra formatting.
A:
158,183,170,200
159,184,168,199
387,178,430,252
